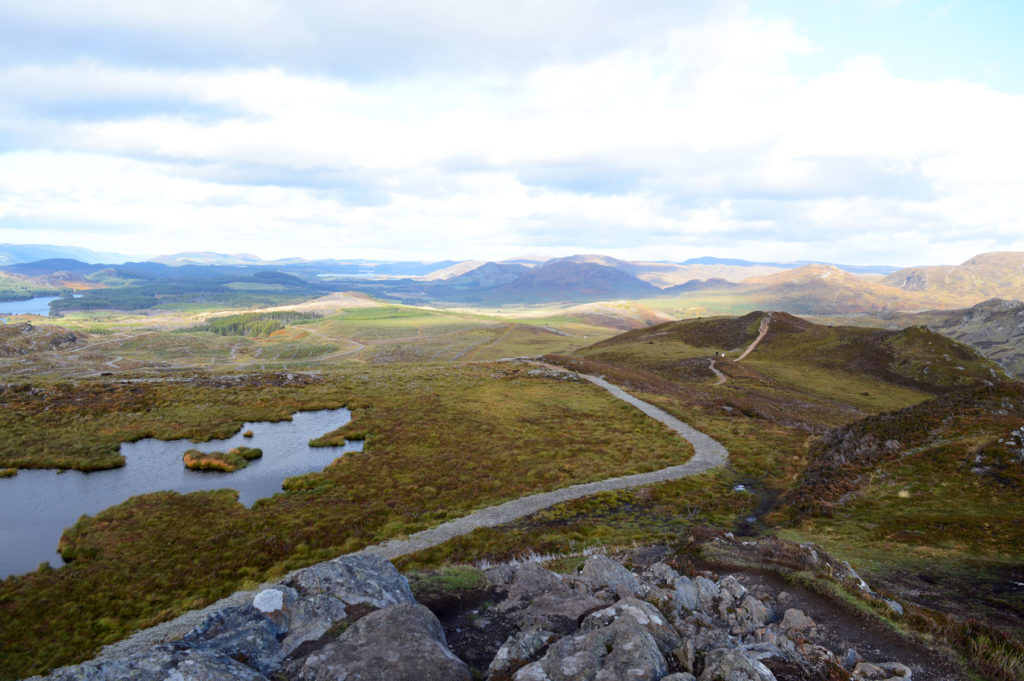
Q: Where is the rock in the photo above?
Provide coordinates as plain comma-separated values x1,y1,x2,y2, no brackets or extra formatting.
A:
513,621,667,681
519,592,611,634
284,602,471,681
699,648,777,681
694,576,720,611
734,595,770,630
495,563,571,610
674,576,700,613
641,561,682,589
719,575,747,600
180,599,292,676
487,628,559,680
672,639,696,673
853,661,913,680
780,608,815,634
41,647,271,681
283,554,415,610
581,597,682,654
663,675,698,681
580,554,643,599
277,553,415,657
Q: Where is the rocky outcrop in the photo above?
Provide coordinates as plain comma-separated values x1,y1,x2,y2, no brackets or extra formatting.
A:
31,552,913,681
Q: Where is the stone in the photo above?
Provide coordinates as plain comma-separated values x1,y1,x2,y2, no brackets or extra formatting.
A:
519,592,611,634
694,576,720,611
41,648,270,681
663,675,698,681
180,600,290,676
580,597,682,654
284,602,471,681
672,639,696,673
699,648,777,681
734,595,770,630
674,576,700,612
719,575,747,600
853,661,913,680
580,554,643,599
487,628,559,680
780,608,815,634
513,621,667,681
283,553,415,610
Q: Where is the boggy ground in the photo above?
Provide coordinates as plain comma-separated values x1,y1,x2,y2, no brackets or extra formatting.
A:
0,362,699,679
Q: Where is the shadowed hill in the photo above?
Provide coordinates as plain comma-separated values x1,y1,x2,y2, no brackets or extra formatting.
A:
481,260,661,304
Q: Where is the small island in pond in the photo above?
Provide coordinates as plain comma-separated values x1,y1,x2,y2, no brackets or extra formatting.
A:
183,447,263,472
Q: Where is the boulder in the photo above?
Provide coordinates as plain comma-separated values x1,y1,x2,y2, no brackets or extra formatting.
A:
40,647,271,681
513,621,667,681
284,602,471,681
580,597,682,654
580,554,643,599
699,648,777,681
487,628,559,680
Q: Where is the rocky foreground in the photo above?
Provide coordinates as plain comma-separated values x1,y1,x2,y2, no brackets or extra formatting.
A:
29,548,922,681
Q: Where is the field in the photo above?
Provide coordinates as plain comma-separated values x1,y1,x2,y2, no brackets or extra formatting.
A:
1,298,1022,679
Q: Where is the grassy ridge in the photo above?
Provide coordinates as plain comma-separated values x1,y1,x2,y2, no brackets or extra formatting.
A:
0,362,695,678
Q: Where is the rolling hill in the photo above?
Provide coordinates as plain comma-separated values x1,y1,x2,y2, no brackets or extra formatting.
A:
883,252,1024,301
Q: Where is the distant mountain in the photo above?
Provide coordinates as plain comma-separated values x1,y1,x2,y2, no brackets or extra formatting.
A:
883,252,1024,300
0,244,130,266
444,262,530,288
738,264,938,314
149,252,267,266
421,260,487,280
679,256,900,275
894,298,1024,377
483,260,661,304
662,278,738,294
550,255,786,287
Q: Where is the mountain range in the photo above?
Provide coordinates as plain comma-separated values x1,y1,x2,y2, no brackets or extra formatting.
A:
2,248,1023,316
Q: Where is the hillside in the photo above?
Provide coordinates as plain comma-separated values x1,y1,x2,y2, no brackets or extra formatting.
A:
894,298,1024,377
738,264,945,314
481,260,661,304
883,251,1024,301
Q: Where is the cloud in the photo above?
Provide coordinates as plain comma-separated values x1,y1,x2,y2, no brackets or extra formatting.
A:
0,3,1021,264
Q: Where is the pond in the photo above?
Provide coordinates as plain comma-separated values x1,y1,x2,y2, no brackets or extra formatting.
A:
0,408,363,578
0,296,60,317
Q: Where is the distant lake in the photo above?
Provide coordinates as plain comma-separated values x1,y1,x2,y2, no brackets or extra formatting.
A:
0,408,363,578
0,296,60,316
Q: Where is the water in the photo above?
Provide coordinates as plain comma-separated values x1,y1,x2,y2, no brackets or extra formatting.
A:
0,296,60,316
0,408,363,578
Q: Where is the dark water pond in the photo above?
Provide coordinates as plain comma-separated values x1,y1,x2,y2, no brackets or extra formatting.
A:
0,295,60,317
0,408,362,578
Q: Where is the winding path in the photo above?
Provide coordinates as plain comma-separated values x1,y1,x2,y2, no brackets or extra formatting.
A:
355,369,727,560
735,313,771,362
98,364,729,658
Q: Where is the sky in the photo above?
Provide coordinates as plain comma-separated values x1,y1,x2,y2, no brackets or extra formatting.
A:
0,0,1022,266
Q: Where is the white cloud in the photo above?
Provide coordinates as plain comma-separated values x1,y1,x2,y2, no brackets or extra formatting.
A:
0,3,1022,264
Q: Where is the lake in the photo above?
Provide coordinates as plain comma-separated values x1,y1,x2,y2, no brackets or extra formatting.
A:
0,408,363,578
0,296,60,317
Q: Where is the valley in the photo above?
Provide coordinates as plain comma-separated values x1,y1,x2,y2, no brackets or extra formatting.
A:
1,251,1023,680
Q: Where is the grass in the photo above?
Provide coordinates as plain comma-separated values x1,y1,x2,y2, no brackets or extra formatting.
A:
0,361,695,678
182,446,262,472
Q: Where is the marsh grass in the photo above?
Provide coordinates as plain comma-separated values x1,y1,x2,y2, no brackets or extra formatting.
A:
0,362,696,678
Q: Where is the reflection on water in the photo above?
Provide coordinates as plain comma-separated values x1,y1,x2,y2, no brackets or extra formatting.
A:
0,408,362,578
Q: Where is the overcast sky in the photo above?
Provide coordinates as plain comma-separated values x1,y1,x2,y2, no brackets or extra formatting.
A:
1,0,1022,265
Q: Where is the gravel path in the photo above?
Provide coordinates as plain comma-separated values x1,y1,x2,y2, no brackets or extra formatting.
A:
93,367,728,660
735,313,771,362
357,370,727,559
709,359,728,385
